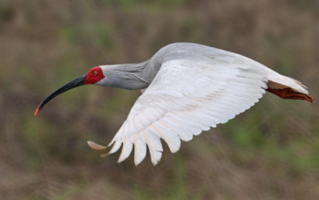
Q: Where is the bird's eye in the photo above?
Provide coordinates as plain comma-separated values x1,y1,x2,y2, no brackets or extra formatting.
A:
92,71,98,75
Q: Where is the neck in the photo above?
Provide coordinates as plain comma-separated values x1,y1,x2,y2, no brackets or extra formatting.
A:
98,61,151,90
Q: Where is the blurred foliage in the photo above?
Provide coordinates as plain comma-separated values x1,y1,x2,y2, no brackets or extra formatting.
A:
1,0,319,199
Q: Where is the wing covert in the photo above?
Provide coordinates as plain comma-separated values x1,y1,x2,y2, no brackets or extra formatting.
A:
106,59,268,165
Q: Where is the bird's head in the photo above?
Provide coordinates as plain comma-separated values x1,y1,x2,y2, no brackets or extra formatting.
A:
84,66,105,85
34,66,105,116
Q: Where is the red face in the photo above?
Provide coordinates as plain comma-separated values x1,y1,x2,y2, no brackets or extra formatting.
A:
84,66,105,85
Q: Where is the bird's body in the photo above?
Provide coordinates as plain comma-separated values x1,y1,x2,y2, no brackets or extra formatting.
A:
35,42,313,165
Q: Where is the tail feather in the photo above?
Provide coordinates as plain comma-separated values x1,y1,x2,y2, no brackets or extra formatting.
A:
262,66,313,102
263,67,309,94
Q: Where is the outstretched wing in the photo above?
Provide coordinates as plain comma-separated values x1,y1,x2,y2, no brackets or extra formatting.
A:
107,58,268,165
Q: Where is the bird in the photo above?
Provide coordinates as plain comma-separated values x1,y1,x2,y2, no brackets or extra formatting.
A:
34,42,314,166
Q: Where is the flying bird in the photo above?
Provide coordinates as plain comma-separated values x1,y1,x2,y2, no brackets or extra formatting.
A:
35,43,313,165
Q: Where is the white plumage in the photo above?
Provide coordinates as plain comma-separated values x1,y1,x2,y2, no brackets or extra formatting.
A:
107,58,268,165
35,42,312,166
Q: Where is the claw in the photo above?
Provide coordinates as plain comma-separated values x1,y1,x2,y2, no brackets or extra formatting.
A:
267,87,314,103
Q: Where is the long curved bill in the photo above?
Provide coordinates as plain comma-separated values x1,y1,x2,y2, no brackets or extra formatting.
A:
34,75,87,116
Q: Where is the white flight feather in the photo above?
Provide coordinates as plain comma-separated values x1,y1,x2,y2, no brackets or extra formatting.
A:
134,133,147,165
108,59,268,165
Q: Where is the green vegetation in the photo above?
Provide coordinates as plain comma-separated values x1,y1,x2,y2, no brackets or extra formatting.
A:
0,0,318,199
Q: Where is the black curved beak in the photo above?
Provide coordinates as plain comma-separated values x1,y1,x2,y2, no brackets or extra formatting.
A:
34,75,87,116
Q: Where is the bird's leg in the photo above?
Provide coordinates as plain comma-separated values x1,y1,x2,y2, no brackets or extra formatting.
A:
267,87,314,103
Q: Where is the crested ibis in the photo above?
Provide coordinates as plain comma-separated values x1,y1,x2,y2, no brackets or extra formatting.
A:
35,42,314,165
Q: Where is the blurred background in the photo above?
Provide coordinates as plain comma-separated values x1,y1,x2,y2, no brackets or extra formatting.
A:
1,0,319,199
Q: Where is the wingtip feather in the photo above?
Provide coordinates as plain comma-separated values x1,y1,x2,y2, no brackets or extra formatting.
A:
87,141,108,150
